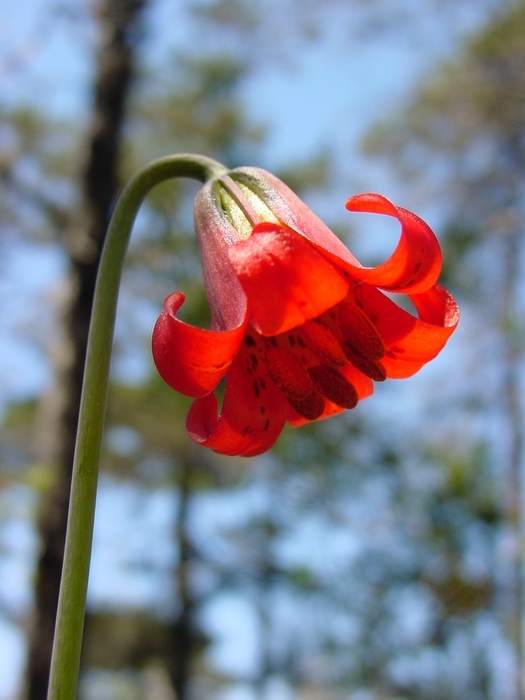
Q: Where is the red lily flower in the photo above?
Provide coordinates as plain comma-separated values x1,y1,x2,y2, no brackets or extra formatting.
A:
152,167,459,457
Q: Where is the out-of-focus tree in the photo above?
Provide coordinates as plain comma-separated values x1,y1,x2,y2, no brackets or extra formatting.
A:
18,2,150,698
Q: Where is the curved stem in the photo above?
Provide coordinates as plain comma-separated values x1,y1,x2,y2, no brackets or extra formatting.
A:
46,154,227,700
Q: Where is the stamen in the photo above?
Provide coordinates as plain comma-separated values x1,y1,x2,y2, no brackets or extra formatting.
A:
298,320,346,367
265,346,314,401
343,344,387,382
338,302,385,361
309,365,358,409
287,387,325,420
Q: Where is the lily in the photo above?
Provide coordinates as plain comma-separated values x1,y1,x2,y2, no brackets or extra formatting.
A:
152,167,459,456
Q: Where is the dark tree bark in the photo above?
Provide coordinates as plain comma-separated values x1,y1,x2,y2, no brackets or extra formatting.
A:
166,460,195,700
26,2,147,698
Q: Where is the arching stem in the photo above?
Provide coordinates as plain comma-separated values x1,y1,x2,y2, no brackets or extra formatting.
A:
46,154,227,700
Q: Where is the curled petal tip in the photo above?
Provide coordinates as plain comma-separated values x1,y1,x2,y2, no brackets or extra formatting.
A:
152,291,248,398
345,193,398,216
344,192,442,293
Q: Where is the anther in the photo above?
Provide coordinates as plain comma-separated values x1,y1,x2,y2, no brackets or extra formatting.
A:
298,320,346,368
338,302,385,361
308,365,358,409
343,344,387,382
287,387,325,421
265,345,314,401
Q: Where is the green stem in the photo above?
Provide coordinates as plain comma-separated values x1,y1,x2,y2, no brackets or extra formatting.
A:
46,154,227,700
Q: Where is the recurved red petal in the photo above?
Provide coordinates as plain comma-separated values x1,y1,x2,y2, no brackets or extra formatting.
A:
228,223,349,335
229,171,444,297
351,283,459,378
186,344,289,456
344,193,442,294
152,292,248,397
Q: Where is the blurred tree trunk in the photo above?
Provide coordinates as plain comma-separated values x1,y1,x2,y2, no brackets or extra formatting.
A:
166,459,194,700
25,1,147,698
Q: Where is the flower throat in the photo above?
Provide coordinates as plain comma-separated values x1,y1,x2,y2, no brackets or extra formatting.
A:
218,175,279,240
